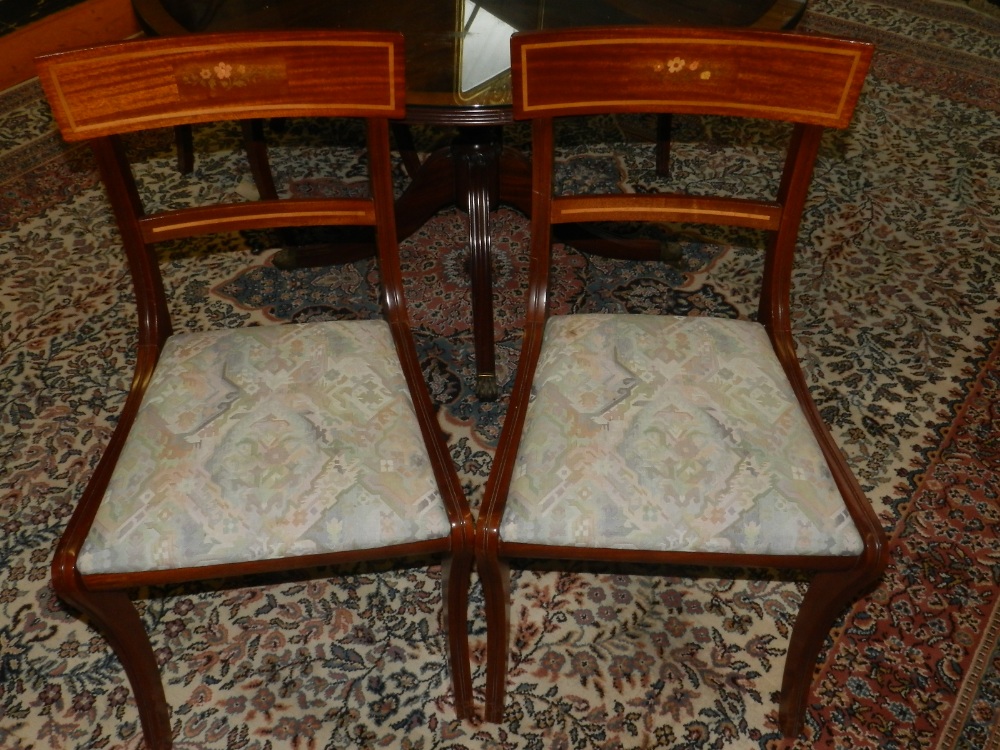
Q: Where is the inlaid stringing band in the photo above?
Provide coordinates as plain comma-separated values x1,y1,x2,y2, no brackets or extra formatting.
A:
518,37,864,124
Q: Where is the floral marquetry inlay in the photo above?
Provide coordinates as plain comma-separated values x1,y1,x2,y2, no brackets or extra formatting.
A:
178,59,287,92
653,57,712,80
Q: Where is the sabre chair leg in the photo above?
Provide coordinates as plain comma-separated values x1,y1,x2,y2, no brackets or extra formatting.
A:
779,568,882,737
64,588,173,749
480,556,512,723
442,552,475,720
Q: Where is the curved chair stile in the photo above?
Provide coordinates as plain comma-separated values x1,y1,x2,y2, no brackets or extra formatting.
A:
37,30,474,750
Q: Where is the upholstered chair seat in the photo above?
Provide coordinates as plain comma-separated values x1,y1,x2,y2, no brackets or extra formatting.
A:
501,314,864,557
79,320,452,575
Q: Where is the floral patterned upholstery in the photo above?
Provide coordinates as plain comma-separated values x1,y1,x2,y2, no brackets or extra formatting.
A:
501,314,864,557
78,320,451,575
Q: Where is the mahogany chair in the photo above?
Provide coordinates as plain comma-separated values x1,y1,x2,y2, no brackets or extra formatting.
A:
476,27,888,737
36,31,474,750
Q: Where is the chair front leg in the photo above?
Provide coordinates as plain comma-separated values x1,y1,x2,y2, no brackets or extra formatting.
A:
479,555,512,723
61,587,173,749
441,551,475,720
779,566,884,737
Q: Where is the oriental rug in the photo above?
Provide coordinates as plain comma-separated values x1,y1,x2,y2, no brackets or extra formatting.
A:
2,1,999,748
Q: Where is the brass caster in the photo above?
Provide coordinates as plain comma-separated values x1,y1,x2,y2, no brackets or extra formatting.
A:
659,241,684,265
476,373,499,401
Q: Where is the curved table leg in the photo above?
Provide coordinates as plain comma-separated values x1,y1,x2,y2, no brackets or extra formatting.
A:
554,224,683,263
395,145,459,239
392,122,423,179
242,119,278,199
656,113,673,177
175,124,194,175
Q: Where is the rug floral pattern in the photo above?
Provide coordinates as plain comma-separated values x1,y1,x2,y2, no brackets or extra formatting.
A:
2,1,999,748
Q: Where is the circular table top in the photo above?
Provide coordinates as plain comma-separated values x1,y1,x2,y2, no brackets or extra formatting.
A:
133,0,807,123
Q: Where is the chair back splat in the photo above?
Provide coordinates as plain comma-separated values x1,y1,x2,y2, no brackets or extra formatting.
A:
37,31,473,749
477,27,887,737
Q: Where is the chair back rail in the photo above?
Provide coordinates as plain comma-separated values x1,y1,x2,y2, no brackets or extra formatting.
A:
37,30,405,139
36,32,406,353
510,26,871,127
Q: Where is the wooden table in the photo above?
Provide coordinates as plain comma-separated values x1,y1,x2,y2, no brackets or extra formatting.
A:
132,0,807,399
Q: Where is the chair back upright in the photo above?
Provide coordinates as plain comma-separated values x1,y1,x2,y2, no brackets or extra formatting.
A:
510,26,873,338
37,31,407,354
